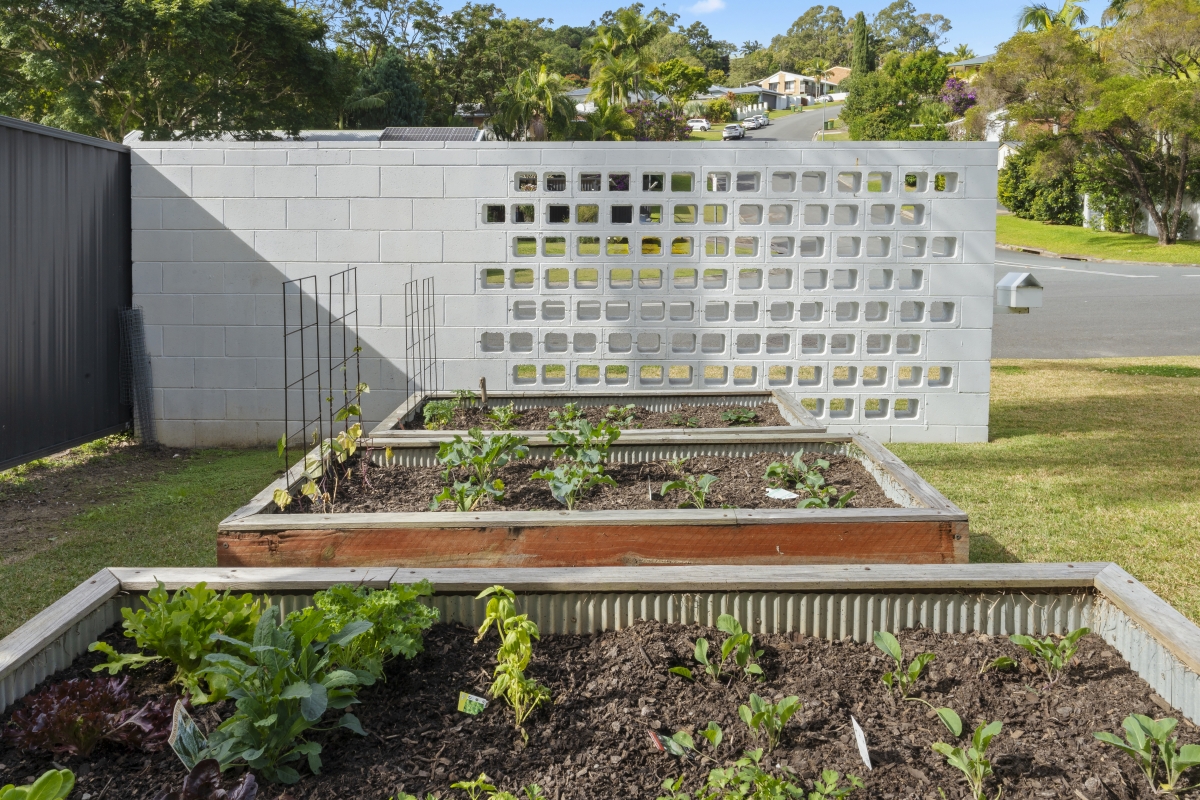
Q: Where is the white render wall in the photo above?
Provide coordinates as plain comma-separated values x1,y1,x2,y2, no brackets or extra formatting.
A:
129,139,997,446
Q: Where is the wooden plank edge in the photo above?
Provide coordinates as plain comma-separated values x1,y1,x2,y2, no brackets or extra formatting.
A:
850,434,964,514
1093,564,1200,676
0,569,120,683
770,389,826,431
368,392,427,436
364,431,854,447
110,567,399,592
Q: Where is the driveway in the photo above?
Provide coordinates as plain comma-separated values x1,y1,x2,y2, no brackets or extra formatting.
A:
992,248,1200,358
738,104,843,143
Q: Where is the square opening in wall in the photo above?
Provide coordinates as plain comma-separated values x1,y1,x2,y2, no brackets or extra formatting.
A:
641,237,662,256
930,300,955,322
799,301,823,322
580,173,602,191
772,172,796,192
605,365,629,385
900,300,924,322
480,332,504,352
672,332,697,353
705,301,729,321
671,237,694,256
796,365,821,385
673,267,697,288
672,173,695,191
577,364,600,384
548,205,570,223
866,236,890,257
674,204,697,224
546,267,569,288
800,236,824,257
703,268,728,288
833,268,857,289
832,365,857,386
800,333,825,354
835,301,859,321
865,300,889,322
866,333,891,354
734,301,759,321
669,365,693,385
862,365,887,386
577,204,599,224
801,397,824,415
483,204,505,223
733,365,756,385
803,269,828,290
803,204,828,225
608,332,633,352
516,172,537,192
928,365,952,386
510,331,534,351
900,204,924,224
544,332,569,352
640,301,666,321
769,301,794,322
577,299,601,320
934,172,958,192
707,172,730,192
829,397,853,418
739,268,762,289
770,237,794,257
543,237,566,257
870,204,894,225
542,300,566,320
640,268,663,288
801,171,826,192
834,204,858,225
766,332,790,353
609,267,633,289
864,398,888,419
606,300,631,320
511,268,534,288
737,172,760,192
609,173,630,191
867,172,891,192
898,365,922,386
837,172,861,193
894,398,919,419
611,205,633,224
704,365,727,385
606,236,630,255
640,365,663,384
768,204,793,225
931,236,957,257
545,173,566,191
513,204,535,223
868,268,893,290
836,236,861,258
901,236,926,258
768,267,792,289
705,236,729,256
739,205,763,225
669,301,694,320
482,268,505,288
898,268,923,290
637,332,661,353
701,333,726,353
704,204,728,224
904,172,927,192
736,333,760,354
575,267,599,288
640,205,662,224
643,173,665,192
577,236,600,256
830,333,855,354
513,237,536,257
513,364,536,384
574,332,597,352
896,333,921,355
768,365,790,385
734,236,759,257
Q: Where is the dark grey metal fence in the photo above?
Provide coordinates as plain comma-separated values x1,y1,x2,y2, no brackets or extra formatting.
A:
0,116,132,470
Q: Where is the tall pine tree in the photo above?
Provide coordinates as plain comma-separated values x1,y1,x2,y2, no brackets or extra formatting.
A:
851,11,875,75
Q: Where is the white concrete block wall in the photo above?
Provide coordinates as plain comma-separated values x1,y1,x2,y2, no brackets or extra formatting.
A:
129,140,997,446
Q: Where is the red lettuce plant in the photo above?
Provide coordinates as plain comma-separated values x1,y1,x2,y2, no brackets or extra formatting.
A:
4,677,174,756
152,760,258,800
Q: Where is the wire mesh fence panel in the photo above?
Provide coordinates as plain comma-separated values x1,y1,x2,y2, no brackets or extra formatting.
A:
326,268,361,437
117,307,157,446
405,277,438,402
282,276,322,470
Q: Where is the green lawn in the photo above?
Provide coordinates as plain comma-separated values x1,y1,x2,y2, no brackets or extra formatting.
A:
997,215,1200,265
3,356,1200,636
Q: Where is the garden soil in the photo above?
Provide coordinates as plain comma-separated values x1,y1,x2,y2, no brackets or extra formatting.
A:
403,402,790,431
1,623,1195,800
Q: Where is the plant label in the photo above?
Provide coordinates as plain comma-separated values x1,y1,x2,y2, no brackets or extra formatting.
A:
851,715,872,770
457,692,489,715
766,487,799,500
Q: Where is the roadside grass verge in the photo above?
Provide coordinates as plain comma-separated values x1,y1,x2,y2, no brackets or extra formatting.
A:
997,215,1200,265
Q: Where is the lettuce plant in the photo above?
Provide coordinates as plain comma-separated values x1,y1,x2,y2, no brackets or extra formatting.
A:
1095,714,1200,794
4,677,172,757
0,769,74,800
475,586,550,736
932,721,1003,800
90,581,261,704
1009,626,1089,686
151,760,257,800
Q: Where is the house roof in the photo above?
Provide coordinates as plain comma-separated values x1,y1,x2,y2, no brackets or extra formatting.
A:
948,54,995,68
823,66,851,85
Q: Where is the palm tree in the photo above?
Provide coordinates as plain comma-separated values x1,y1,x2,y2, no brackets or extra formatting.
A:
951,44,976,61
583,100,636,141
1017,0,1089,31
492,65,574,141
589,51,642,106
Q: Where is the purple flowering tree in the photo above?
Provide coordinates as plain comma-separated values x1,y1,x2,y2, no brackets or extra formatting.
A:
941,77,977,117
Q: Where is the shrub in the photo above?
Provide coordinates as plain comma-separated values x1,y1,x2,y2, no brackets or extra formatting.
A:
997,147,1082,226
625,101,691,141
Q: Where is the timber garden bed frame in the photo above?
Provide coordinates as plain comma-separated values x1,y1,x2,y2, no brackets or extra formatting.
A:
1,564,1197,726
217,433,968,568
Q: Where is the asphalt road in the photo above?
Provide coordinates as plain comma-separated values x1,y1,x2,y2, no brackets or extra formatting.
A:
737,104,843,142
992,248,1200,358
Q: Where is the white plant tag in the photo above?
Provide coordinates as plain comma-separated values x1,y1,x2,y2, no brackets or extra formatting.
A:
851,715,872,770
766,487,799,500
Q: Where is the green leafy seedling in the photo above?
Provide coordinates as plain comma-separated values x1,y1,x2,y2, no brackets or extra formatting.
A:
475,586,551,735
487,403,520,430
547,402,582,430
661,473,718,509
662,722,724,762
979,656,1018,676
453,389,477,408
873,630,935,699
721,408,758,426
809,769,864,799
433,429,529,511
738,693,800,752
1009,626,1089,685
764,454,856,509
0,769,75,800
670,615,761,682
603,403,639,429
1095,714,1200,795
667,412,699,428
423,399,456,430
532,461,615,510
932,721,1003,800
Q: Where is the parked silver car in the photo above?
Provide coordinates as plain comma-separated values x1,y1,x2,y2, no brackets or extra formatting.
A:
742,117,761,130
687,118,711,132
754,114,770,126
722,124,745,140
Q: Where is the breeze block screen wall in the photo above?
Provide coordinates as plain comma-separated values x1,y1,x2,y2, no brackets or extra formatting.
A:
128,139,997,446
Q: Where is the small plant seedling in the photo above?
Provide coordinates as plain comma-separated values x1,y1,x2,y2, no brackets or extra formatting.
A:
932,721,1003,800
809,769,864,799
0,769,75,800
667,412,700,428
721,407,758,426
1094,714,1200,795
661,721,724,761
433,429,529,512
1009,626,1089,685
547,402,583,430
669,614,762,682
739,693,800,752
453,389,478,408
474,587,551,735
423,399,456,430
603,403,640,428
545,418,621,465
873,630,935,699
532,461,615,509
487,403,520,430
661,473,718,509
979,656,1018,676
764,454,856,509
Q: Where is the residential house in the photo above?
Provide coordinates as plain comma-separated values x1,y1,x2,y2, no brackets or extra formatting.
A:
948,54,994,80
753,70,846,103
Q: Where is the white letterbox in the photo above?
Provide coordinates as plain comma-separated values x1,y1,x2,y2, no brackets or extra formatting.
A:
995,271,1043,314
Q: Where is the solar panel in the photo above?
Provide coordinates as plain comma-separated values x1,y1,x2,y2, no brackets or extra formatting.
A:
379,127,480,142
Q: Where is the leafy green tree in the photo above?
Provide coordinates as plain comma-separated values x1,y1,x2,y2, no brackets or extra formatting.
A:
842,49,949,140
850,11,875,75
769,5,851,73
1017,0,1089,31
727,48,779,86
870,0,951,54
0,0,339,140
653,58,711,108
348,49,425,127
589,50,643,105
579,99,636,140
997,146,1084,224
492,63,574,140
681,21,735,75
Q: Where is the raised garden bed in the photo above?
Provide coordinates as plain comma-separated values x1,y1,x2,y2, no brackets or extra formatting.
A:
1,565,1199,800
218,434,967,568
369,389,825,443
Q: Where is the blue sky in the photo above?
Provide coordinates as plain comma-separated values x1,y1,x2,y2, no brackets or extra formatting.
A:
443,0,1108,63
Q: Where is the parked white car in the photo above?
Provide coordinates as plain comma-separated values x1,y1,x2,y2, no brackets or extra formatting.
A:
816,94,834,103
742,117,761,130
722,124,745,140
754,114,770,126
687,118,711,132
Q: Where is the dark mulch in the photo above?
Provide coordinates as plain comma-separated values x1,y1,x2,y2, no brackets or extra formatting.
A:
402,402,790,431
281,453,896,514
2,622,1196,800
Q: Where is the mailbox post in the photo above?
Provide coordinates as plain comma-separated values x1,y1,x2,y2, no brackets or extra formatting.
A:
995,271,1043,314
